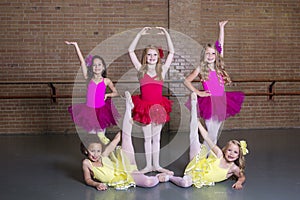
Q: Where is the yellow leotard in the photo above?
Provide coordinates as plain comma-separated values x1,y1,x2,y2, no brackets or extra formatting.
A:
90,146,137,190
184,146,232,188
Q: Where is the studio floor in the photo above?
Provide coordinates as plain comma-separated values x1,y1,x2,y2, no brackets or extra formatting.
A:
0,128,299,200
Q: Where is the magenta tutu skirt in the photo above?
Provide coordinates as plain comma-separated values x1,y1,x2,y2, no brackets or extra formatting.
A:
132,95,173,125
68,99,120,132
185,91,244,121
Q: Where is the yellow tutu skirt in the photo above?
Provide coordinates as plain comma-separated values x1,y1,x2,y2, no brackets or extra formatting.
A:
94,146,137,190
184,146,225,188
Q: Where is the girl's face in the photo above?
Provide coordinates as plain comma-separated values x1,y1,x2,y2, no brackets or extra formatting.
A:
87,143,102,162
204,47,216,64
92,58,104,75
146,49,159,65
224,143,240,162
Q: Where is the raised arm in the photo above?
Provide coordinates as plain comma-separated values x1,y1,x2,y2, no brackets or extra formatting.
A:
198,121,223,157
65,41,88,79
128,27,151,71
218,21,228,57
102,132,121,157
184,68,211,97
156,27,174,74
104,78,119,100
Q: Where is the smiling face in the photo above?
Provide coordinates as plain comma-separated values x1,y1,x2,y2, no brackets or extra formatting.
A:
146,48,159,65
204,47,216,65
87,143,102,162
223,142,240,162
92,58,105,75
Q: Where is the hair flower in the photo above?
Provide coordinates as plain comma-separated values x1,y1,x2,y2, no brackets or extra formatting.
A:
85,54,93,67
157,46,164,58
240,140,249,155
215,40,222,54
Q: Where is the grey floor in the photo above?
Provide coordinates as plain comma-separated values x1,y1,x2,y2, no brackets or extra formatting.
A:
0,128,299,200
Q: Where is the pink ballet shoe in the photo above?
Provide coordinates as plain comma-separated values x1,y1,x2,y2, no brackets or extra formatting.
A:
97,132,110,145
125,91,134,109
154,167,174,176
156,173,170,182
139,166,153,174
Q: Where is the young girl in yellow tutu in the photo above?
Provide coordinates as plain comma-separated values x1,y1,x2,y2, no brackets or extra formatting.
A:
169,93,248,189
81,92,167,191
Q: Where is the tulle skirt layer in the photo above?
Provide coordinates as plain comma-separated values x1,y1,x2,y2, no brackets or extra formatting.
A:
185,91,244,121
132,95,173,125
68,99,120,132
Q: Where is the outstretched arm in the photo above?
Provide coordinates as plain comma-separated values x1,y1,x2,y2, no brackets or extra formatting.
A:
156,27,174,74
65,41,88,79
232,170,246,190
82,159,108,191
198,121,223,158
128,27,151,71
184,68,211,97
218,21,228,57
102,132,121,157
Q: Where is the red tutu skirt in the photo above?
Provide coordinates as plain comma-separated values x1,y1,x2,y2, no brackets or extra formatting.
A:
132,95,173,125
68,99,120,132
185,91,244,121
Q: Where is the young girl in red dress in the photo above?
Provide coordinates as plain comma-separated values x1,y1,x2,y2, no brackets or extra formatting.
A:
128,27,174,175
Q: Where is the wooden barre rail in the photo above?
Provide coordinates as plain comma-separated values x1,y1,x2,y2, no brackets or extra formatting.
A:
0,78,300,101
1,78,300,84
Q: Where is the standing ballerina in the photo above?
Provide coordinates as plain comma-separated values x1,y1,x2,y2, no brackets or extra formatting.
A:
65,41,119,145
184,21,244,148
128,27,174,175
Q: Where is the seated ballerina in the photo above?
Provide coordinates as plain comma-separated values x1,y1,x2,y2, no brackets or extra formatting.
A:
167,92,248,189
80,91,168,191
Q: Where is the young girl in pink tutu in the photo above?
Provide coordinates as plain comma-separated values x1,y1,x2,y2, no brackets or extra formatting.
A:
184,21,244,149
168,93,247,189
65,41,119,145
128,27,174,175
81,92,167,190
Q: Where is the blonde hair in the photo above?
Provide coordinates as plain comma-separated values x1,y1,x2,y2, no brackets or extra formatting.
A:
137,45,163,81
198,43,231,84
222,140,246,174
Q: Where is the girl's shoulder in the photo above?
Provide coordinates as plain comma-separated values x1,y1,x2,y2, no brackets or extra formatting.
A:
229,163,240,173
103,77,112,85
82,158,92,167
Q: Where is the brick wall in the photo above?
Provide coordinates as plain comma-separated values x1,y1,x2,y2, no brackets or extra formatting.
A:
0,0,299,134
